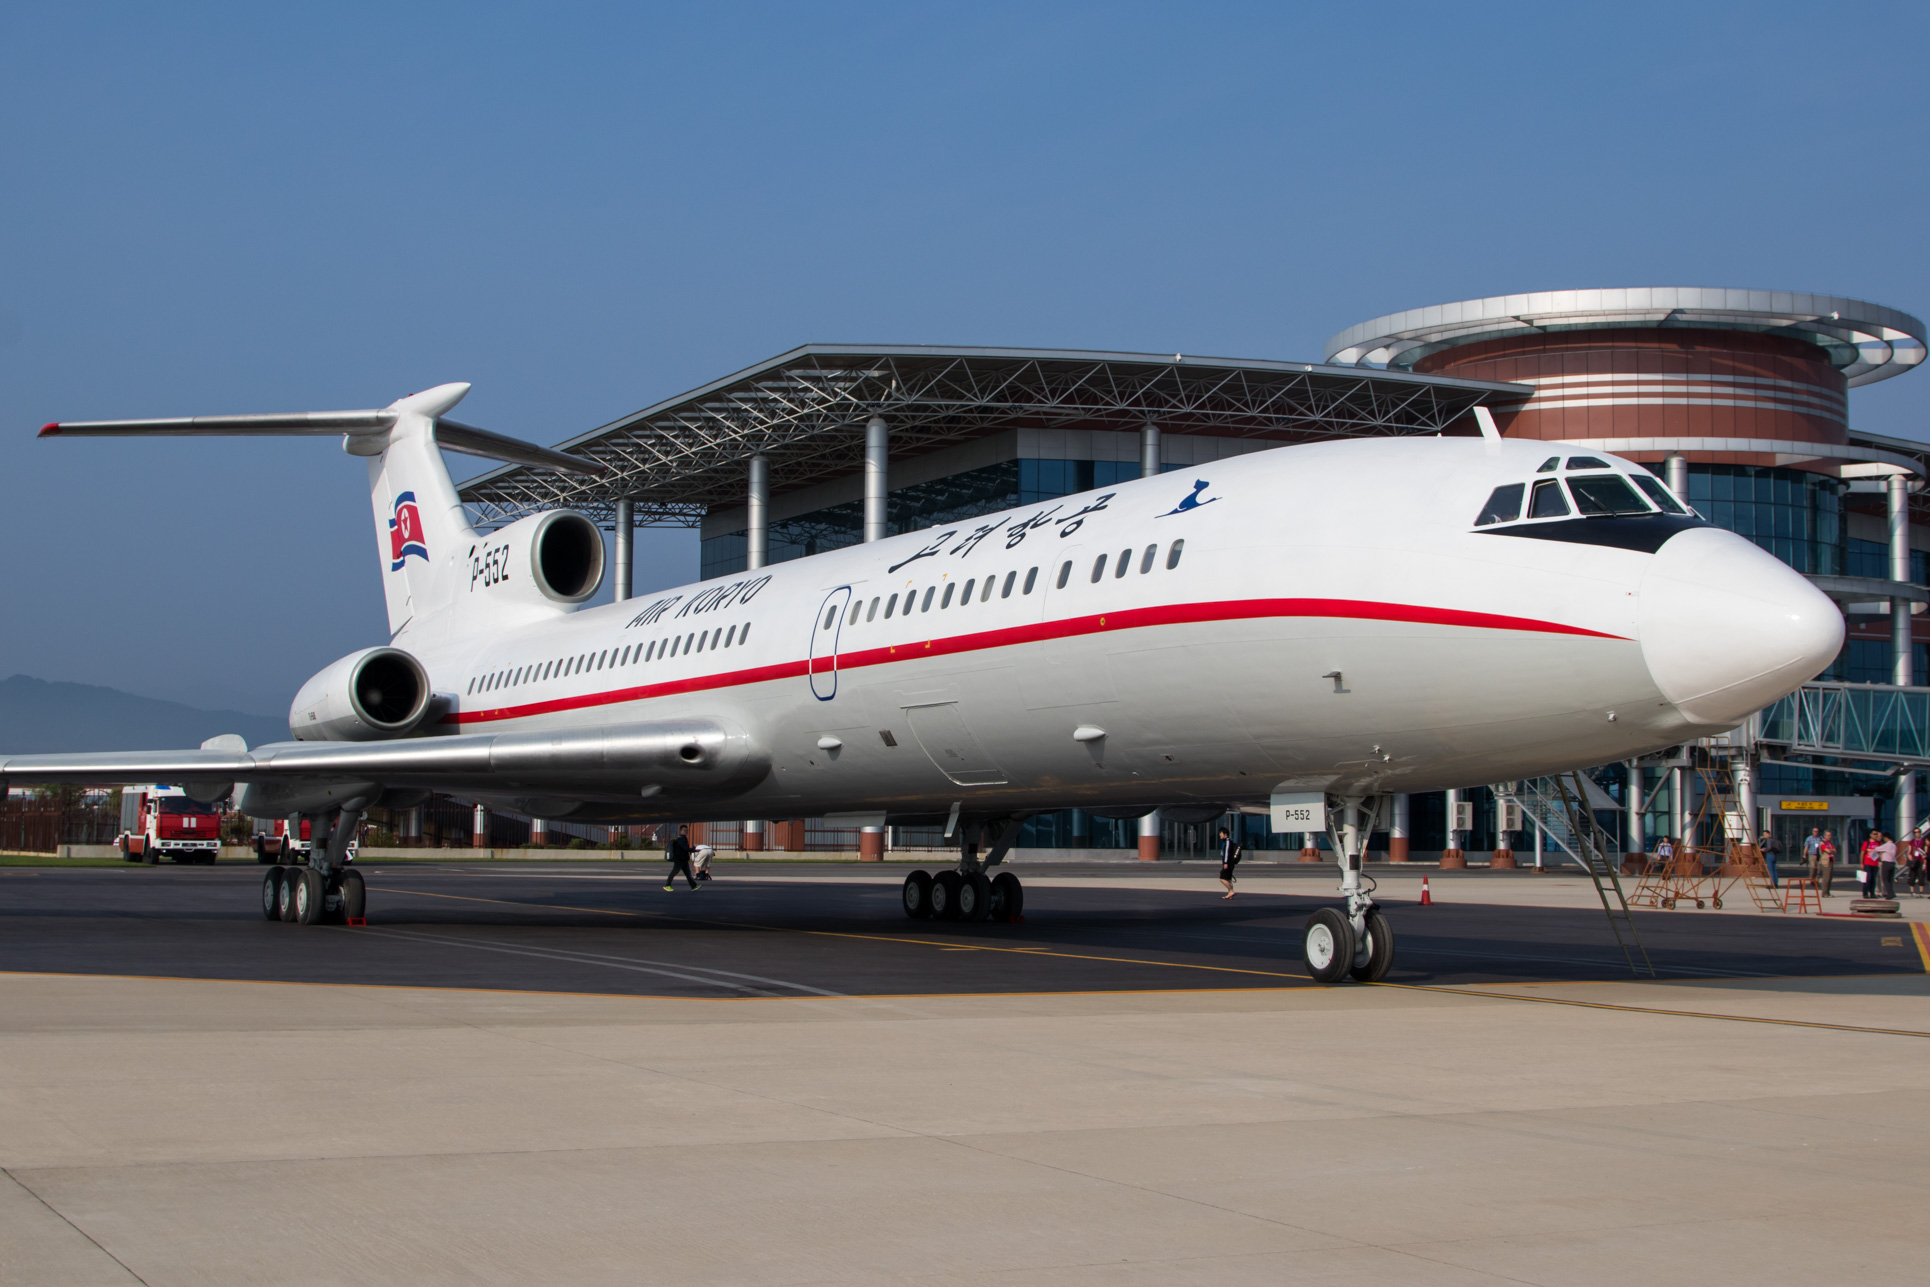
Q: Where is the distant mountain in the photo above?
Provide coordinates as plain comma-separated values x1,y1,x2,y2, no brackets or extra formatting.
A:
0,675,287,754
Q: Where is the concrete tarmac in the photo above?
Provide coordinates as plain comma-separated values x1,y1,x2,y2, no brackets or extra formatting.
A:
4,861,1928,1284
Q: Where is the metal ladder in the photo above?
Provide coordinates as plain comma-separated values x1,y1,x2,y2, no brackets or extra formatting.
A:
1500,773,1655,977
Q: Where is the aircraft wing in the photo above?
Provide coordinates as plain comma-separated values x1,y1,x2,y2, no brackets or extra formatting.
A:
0,720,765,801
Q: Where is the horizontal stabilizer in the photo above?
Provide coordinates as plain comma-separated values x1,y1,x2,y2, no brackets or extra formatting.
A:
39,396,603,475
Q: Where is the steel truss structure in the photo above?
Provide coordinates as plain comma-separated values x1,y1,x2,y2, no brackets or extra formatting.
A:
459,345,1529,530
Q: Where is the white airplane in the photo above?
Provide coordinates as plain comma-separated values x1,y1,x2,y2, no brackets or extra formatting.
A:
3,383,1842,982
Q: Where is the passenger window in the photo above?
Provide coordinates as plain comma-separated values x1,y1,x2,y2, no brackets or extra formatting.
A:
1023,567,1038,593
1529,479,1571,519
1474,483,1524,527
685,633,695,653
848,602,861,625
1091,555,1106,583
1569,474,1651,517
741,621,751,644
467,678,475,694
921,586,936,611
1001,571,1016,598
1565,457,1611,470
1139,544,1156,574
1166,539,1183,569
1633,474,1687,515
867,597,880,621
941,583,955,608
725,625,736,647
697,632,707,652
885,594,897,619
823,607,836,630
644,644,654,663
1114,549,1131,578
980,578,994,602
1536,457,1559,473
1057,561,1072,589
962,578,975,602
598,651,607,669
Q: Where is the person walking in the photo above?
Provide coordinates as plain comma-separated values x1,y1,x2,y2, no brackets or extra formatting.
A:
1907,832,1928,897
1818,830,1836,897
663,825,700,892
1758,830,1779,888
1802,828,1824,886
1217,826,1243,899
1875,830,1898,900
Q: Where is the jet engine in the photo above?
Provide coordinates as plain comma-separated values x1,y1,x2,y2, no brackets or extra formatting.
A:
473,509,605,608
290,647,433,741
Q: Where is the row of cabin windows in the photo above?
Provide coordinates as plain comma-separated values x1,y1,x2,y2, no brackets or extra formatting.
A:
829,540,1186,631
466,620,754,696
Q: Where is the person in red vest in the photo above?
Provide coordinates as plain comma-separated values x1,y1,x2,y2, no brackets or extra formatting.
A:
1859,831,1882,899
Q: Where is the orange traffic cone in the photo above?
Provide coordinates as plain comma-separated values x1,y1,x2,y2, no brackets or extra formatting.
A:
1420,876,1432,906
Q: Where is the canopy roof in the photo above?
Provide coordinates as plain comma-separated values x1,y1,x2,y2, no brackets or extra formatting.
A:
459,344,1531,528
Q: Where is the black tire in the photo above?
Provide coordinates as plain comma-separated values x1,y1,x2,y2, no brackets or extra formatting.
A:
1349,910,1395,983
293,868,324,925
902,870,933,919
931,870,963,921
262,868,284,921
960,872,992,922
255,840,273,865
1303,908,1354,985
991,871,1023,922
339,869,366,922
278,868,300,922
145,847,160,865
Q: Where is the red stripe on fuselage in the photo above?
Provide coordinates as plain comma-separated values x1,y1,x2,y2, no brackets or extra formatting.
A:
445,596,1628,726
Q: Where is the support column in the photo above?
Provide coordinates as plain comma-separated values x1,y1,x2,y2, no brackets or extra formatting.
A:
858,825,884,862
1388,793,1411,862
863,416,888,543
1137,809,1161,862
1441,788,1467,868
613,499,633,602
471,803,488,851
1664,453,1689,504
1891,472,1913,685
1624,759,1646,873
1491,789,1517,868
743,819,766,852
401,806,421,847
1672,766,1689,850
1140,422,1161,479
1298,832,1320,862
746,454,769,571
1733,757,1757,874
530,817,547,848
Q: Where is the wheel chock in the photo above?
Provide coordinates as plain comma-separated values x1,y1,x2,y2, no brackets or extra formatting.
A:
347,917,367,927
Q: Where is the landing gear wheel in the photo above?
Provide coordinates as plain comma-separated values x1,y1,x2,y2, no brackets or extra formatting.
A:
1303,908,1355,985
931,870,963,921
1349,910,1395,983
338,869,366,923
901,870,933,919
278,868,300,921
262,868,284,921
959,873,992,922
991,871,1023,922
293,868,323,925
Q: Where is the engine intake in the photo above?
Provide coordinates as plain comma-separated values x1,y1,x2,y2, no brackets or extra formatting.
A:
530,511,603,604
290,647,433,741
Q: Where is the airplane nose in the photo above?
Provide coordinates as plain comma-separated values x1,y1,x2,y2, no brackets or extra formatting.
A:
1638,527,1844,728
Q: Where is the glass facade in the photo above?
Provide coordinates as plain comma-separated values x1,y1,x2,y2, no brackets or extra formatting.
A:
702,458,1154,579
1846,536,1929,584
1680,464,1845,575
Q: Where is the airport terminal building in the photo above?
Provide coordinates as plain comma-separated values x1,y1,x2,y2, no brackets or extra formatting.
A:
461,289,1930,861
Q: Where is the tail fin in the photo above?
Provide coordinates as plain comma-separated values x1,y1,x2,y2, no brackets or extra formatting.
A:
39,383,604,639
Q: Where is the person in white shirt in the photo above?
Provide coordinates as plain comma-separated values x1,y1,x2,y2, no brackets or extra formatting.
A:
1874,833,1899,900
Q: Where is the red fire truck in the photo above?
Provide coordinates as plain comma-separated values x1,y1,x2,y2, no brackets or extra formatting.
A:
252,818,359,865
118,786,223,864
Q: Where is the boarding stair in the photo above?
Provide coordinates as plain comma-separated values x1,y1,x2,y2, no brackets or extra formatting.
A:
1497,773,1655,977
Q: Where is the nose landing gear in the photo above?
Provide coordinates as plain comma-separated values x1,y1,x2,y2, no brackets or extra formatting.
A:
1301,794,1396,985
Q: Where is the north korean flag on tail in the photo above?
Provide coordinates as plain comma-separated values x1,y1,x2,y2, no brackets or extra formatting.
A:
388,491,429,570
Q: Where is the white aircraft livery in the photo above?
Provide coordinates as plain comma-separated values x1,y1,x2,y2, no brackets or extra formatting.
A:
4,382,1843,981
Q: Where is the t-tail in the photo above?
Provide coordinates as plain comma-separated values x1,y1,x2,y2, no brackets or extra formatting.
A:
39,383,605,642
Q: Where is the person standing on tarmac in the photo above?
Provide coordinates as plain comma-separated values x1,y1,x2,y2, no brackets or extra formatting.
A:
1908,832,1928,897
1217,826,1243,899
1875,830,1898,900
1802,828,1823,885
663,825,701,892
1818,830,1836,897
1759,830,1780,888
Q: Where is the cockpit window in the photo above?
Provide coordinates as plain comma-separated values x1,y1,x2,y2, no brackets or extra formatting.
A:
1568,474,1652,517
1632,474,1688,515
1529,478,1571,519
1565,456,1611,470
1474,483,1525,527
1536,457,1559,473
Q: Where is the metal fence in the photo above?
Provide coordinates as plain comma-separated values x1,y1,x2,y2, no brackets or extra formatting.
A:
2,791,124,851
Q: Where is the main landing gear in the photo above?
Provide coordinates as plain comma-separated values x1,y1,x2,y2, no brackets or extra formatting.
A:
901,817,1026,923
259,805,368,927
1302,795,1396,985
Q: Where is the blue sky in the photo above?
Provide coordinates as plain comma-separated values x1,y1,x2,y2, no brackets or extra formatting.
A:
3,1,1925,715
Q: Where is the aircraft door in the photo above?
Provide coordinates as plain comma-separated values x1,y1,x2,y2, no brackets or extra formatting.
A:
808,586,854,701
